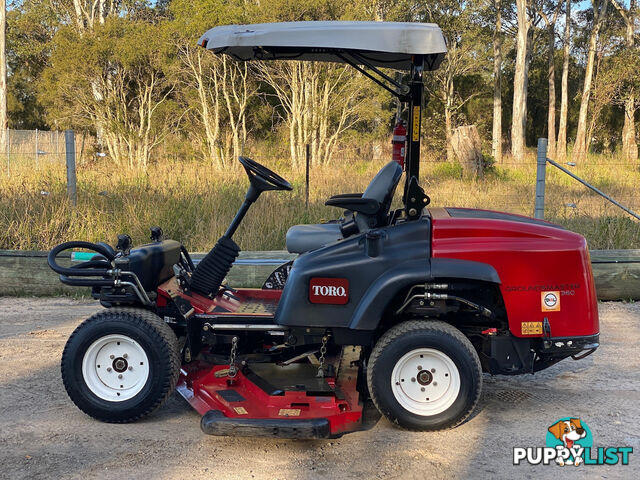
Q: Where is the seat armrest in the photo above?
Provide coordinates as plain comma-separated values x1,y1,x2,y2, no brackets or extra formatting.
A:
325,196,380,215
327,193,363,200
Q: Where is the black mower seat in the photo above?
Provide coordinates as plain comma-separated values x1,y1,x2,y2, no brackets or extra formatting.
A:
285,161,403,254
286,223,342,254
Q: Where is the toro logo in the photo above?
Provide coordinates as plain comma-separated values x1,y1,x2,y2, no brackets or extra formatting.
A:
309,277,349,305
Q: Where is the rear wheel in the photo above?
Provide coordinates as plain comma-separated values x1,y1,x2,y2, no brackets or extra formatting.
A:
61,308,180,423
367,320,482,431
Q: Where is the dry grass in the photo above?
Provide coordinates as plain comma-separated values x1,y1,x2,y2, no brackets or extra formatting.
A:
1,150,639,251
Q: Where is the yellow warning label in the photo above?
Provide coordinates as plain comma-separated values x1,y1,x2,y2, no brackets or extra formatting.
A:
521,322,543,335
278,408,301,417
234,407,248,415
412,106,420,142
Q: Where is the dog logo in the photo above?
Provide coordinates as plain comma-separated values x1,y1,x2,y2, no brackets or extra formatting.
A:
547,418,588,466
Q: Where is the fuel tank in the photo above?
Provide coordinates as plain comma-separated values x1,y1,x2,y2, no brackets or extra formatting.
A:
429,207,599,338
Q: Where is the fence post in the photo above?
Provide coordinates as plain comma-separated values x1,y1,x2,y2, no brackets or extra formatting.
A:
5,129,9,177
65,130,77,206
305,143,310,207
534,138,547,220
35,128,39,168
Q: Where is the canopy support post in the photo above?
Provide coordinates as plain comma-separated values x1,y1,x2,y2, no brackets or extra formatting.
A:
405,56,423,185
403,56,430,220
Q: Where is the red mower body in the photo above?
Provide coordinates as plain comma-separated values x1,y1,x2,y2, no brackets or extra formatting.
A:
430,207,599,339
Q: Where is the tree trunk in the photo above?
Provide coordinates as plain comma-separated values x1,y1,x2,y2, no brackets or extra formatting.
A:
0,0,6,152
557,0,571,161
621,1,637,161
445,75,455,163
523,26,534,142
547,18,557,157
511,0,530,161
622,95,638,161
492,0,503,162
574,0,608,162
452,125,484,178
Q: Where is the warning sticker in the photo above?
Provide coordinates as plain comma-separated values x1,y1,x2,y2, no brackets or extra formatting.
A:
521,321,543,335
278,408,301,417
412,106,420,142
541,291,561,312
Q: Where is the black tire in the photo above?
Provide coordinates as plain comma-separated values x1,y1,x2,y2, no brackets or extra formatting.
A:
367,320,482,431
61,308,180,423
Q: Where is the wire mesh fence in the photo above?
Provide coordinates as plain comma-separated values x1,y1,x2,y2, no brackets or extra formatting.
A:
1,130,638,249
3,129,68,175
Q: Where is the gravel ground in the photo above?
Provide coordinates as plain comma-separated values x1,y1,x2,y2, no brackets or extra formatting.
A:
0,298,638,480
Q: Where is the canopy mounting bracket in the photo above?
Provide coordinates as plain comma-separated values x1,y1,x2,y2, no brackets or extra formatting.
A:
336,52,410,101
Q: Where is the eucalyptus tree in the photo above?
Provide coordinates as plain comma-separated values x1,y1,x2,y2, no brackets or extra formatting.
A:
573,0,609,162
557,0,571,160
611,0,638,161
540,1,563,157
40,18,178,168
420,0,489,163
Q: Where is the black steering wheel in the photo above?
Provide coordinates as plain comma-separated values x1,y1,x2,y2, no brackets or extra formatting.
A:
239,156,292,192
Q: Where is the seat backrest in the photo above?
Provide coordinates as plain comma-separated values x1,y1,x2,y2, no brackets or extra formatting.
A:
356,161,403,230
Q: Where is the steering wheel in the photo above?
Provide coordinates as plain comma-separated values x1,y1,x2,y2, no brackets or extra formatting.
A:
239,156,292,192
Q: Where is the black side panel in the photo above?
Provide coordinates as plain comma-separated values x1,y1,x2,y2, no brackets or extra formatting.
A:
349,261,430,330
430,258,501,284
276,218,431,329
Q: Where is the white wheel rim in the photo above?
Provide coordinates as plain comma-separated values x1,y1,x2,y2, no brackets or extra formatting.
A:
81,334,150,402
391,348,461,416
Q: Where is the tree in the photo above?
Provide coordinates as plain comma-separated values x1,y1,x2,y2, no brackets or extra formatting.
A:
0,0,6,152
40,19,177,168
511,0,533,160
492,0,504,162
557,0,571,160
573,0,609,162
424,0,487,163
6,1,58,129
257,61,366,167
611,0,638,161
62,0,120,32
540,1,563,158
169,0,251,166
173,45,255,166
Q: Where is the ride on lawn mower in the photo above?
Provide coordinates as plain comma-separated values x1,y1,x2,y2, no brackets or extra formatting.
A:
49,21,599,439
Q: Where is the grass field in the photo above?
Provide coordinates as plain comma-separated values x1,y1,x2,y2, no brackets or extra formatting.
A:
1,150,639,251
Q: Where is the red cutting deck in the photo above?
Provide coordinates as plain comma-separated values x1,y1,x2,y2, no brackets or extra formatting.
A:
177,358,363,436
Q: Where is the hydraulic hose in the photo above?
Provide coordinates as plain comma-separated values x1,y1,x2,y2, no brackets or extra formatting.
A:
59,276,116,287
48,241,116,277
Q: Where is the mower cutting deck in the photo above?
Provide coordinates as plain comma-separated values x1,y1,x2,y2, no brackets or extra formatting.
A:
157,283,363,437
48,21,599,439
179,349,363,438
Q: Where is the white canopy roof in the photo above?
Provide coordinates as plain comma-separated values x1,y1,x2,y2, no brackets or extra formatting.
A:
199,21,447,70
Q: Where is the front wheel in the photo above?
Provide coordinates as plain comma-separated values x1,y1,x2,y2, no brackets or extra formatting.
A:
61,308,180,423
367,320,482,431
